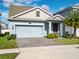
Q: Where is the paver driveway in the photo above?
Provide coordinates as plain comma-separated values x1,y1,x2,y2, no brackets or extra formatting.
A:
16,38,61,48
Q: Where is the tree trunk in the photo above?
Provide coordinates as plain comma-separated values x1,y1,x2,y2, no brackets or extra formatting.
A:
0,28,1,35
0,27,1,35
74,26,76,37
0,25,1,35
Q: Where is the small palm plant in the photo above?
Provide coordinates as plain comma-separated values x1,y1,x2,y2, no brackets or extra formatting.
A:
64,9,79,37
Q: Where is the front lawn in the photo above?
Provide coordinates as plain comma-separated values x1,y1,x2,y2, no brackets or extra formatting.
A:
56,38,79,45
0,35,17,49
0,53,19,59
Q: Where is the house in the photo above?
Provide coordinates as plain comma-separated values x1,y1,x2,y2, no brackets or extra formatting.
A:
54,4,79,37
0,21,10,34
8,5,64,38
0,21,6,29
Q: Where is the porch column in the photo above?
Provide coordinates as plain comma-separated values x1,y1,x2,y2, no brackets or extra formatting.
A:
48,21,52,34
60,22,64,36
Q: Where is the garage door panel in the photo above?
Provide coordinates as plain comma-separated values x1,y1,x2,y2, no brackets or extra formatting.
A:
16,26,30,37
15,25,43,38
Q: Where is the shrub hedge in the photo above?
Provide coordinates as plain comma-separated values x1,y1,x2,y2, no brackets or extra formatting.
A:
47,33,58,39
7,34,16,40
5,32,10,35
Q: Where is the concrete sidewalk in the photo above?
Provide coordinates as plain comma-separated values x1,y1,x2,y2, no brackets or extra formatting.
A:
0,48,19,54
16,45,79,59
0,45,79,59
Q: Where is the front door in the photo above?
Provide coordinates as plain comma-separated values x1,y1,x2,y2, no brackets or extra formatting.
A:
53,23,58,32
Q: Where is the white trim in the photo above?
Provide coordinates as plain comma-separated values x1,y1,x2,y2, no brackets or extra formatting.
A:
60,23,63,36
47,14,64,21
48,21,52,33
49,14,64,19
10,6,53,19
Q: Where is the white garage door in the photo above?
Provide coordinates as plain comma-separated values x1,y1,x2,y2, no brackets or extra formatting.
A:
15,25,43,38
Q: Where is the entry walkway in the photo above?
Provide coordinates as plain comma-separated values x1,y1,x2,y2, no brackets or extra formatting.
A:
0,48,19,54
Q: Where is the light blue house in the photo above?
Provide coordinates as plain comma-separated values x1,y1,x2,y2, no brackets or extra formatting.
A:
8,5,64,38
54,4,79,37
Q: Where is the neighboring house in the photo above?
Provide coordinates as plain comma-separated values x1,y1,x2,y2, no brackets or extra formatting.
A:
8,5,64,38
54,4,79,37
0,21,10,34
0,21,6,29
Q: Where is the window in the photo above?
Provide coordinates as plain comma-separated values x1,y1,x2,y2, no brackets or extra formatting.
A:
36,11,40,17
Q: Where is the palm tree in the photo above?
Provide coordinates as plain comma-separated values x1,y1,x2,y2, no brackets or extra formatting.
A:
64,9,79,37
0,13,2,35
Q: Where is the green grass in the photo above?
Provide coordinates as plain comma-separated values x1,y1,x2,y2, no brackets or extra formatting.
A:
0,53,19,59
0,35,17,49
56,38,79,45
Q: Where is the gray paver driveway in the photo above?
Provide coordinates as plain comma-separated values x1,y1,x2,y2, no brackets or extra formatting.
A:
16,37,61,48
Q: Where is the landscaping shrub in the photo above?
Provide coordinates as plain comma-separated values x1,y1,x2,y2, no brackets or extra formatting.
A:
54,33,58,38
7,35,10,40
0,33,5,37
63,32,71,38
5,32,10,35
7,34,16,40
63,32,78,39
47,33,58,39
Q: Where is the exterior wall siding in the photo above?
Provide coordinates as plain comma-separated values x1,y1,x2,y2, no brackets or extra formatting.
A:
16,9,51,20
65,26,74,34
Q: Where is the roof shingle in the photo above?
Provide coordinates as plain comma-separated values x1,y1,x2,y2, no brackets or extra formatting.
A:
9,4,33,17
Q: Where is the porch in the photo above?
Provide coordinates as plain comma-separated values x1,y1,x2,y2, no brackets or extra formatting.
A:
48,21,64,36
47,14,64,36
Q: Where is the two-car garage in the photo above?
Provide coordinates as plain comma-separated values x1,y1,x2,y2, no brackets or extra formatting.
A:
15,25,43,38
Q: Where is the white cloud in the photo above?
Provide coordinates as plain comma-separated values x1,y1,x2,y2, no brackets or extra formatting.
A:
16,0,42,4
58,7,65,11
3,0,14,8
3,0,14,3
14,3,25,6
1,11,8,19
16,0,28,3
3,0,26,8
1,11,9,23
32,3,37,7
3,0,42,8
74,3,79,6
41,4,50,11
3,2,9,8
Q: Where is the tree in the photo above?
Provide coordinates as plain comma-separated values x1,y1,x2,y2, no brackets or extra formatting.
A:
64,9,79,37
0,13,2,35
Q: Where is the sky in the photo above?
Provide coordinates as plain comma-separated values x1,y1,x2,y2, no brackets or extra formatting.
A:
0,0,79,23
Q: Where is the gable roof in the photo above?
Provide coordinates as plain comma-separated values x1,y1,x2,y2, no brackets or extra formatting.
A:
10,6,53,18
9,4,33,17
54,4,79,15
53,6,72,15
47,14,64,21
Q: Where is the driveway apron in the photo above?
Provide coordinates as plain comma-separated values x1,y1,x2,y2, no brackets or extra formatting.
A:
16,38,61,48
